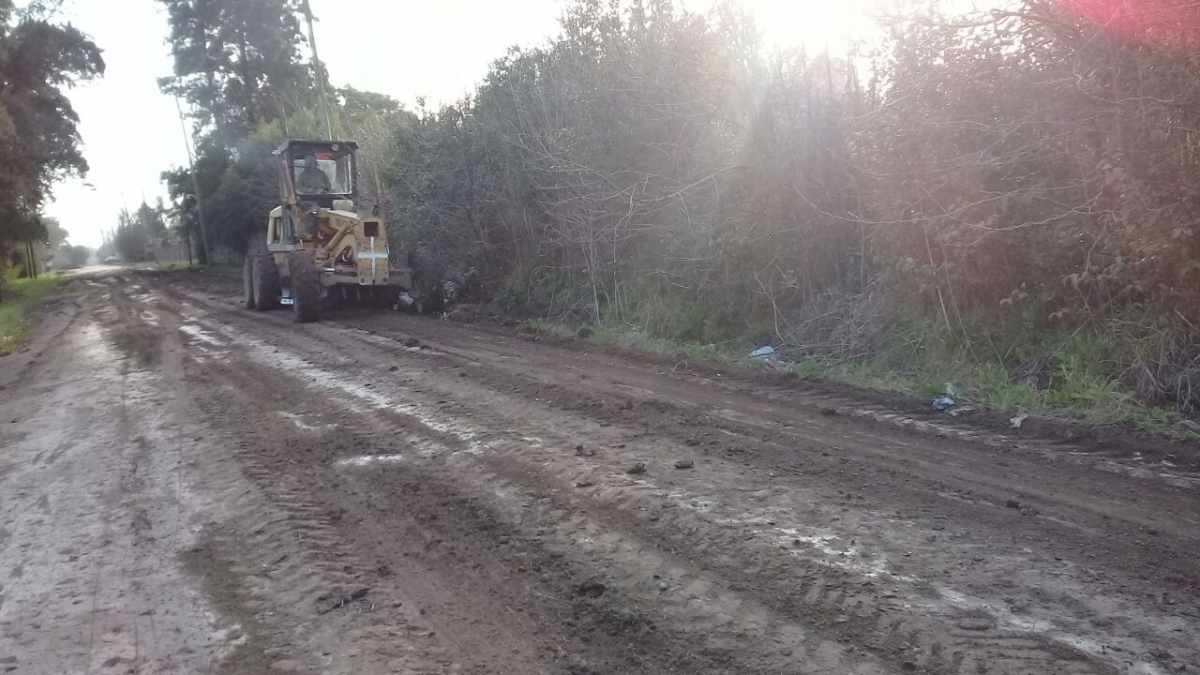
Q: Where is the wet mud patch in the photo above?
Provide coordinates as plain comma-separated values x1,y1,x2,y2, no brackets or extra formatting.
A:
335,461,721,675
179,533,273,675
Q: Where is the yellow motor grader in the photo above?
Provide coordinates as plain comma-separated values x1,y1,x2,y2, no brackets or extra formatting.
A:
242,139,413,322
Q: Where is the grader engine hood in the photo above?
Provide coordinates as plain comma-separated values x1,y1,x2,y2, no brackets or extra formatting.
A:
326,213,387,281
308,209,407,287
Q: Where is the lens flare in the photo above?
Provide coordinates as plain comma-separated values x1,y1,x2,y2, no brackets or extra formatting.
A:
1061,0,1200,49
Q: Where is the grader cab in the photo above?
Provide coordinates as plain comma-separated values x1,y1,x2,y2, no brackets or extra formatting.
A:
242,139,413,322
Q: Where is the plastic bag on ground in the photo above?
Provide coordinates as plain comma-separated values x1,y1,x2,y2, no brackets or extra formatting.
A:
931,393,955,411
750,346,775,360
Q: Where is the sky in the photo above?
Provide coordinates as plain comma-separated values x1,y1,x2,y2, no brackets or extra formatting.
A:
44,0,891,249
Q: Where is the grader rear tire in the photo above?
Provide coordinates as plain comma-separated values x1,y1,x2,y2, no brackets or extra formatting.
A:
252,254,280,310
288,250,320,323
242,255,256,309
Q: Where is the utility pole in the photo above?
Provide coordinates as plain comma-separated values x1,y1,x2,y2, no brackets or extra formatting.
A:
174,96,212,265
302,0,334,141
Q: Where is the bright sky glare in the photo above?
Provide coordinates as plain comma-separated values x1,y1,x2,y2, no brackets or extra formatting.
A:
45,0,892,248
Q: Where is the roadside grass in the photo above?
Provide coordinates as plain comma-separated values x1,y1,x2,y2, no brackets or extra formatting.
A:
529,317,744,364
524,311,1187,438
792,351,1176,434
204,263,243,279
0,276,68,355
150,262,242,280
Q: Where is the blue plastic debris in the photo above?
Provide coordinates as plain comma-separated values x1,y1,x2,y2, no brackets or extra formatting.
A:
931,393,956,411
751,346,776,360
394,291,415,311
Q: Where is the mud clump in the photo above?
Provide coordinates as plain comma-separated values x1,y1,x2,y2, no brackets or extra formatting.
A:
575,581,606,598
315,585,371,614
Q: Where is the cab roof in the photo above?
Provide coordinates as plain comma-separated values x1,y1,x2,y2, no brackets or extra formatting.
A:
275,139,359,155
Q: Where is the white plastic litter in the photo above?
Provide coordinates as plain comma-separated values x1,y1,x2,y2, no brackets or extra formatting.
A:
751,345,775,359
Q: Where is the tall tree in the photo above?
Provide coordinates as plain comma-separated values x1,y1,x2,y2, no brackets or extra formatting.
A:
66,244,89,268
157,0,320,254
110,207,148,263
0,0,105,246
157,0,312,138
136,199,168,240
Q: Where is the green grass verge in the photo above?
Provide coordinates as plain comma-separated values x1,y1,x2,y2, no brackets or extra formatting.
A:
205,263,243,279
152,262,245,280
147,262,246,282
526,316,1187,438
791,353,1176,434
0,276,68,355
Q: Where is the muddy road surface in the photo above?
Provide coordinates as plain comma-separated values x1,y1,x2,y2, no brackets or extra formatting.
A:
1,270,1197,675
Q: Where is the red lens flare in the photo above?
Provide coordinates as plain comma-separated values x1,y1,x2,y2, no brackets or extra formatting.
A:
1061,0,1200,48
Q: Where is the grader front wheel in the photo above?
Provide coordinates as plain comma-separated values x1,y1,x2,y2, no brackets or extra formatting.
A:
288,249,320,323
242,255,256,309
253,254,280,311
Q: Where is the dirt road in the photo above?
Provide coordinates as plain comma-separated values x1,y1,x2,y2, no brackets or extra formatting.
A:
1,270,1197,675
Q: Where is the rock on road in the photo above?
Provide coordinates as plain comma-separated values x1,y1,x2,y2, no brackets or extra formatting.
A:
0,270,1197,675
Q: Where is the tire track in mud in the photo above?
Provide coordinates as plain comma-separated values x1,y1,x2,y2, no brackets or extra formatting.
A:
180,284,1190,672
170,313,879,675
106,281,458,675
163,306,732,674
169,293,1200,544
147,278,1197,675
0,276,244,673
339,319,1200,523
116,282,641,673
